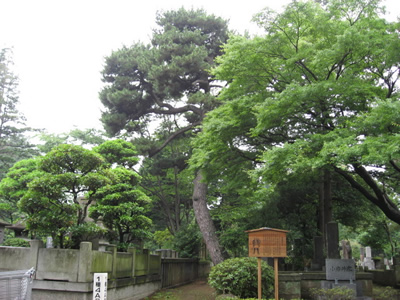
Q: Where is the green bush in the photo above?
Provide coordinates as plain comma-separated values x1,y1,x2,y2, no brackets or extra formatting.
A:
208,257,274,299
374,286,400,300
3,238,30,247
310,287,355,300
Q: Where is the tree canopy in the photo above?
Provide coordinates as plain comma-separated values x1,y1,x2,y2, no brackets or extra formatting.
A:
1,140,150,248
192,0,400,242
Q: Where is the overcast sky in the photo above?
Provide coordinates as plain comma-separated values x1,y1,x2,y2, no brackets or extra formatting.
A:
1,0,399,134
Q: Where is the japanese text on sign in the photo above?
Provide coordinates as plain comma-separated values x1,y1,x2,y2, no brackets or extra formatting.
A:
326,259,355,281
93,273,107,300
247,229,288,258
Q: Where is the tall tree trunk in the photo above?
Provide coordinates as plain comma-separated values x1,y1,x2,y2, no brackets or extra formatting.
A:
323,170,332,225
192,171,224,265
318,169,332,250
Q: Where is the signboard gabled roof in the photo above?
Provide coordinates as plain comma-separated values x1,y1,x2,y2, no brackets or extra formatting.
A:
245,227,289,234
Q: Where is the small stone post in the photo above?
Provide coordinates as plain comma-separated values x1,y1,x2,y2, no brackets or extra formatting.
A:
128,247,136,277
108,244,117,279
143,249,150,276
78,242,93,282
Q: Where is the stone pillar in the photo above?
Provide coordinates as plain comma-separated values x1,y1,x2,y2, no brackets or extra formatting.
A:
311,236,324,270
143,249,150,275
394,256,400,285
29,240,43,276
78,242,93,282
128,247,136,277
326,222,340,259
108,244,117,279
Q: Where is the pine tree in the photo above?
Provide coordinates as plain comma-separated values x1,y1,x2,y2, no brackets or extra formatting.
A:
0,48,36,179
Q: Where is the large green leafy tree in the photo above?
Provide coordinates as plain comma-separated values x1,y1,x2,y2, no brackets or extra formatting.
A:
192,0,400,238
2,140,150,248
0,48,36,179
99,8,230,264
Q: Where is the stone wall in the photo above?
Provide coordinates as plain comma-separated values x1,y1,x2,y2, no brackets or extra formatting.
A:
296,271,373,299
0,241,209,300
367,269,399,287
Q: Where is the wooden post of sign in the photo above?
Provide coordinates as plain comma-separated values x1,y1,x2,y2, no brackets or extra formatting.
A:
258,257,262,299
274,257,279,300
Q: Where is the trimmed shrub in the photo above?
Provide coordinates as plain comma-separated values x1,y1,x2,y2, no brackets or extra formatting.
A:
208,257,274,299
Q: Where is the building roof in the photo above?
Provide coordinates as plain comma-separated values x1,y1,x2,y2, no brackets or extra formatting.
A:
0,219,11,226
5,220,26,230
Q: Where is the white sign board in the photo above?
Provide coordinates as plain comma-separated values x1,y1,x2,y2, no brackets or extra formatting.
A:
93,273,107,300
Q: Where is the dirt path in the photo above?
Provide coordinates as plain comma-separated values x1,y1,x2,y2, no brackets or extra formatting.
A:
143,280,217,300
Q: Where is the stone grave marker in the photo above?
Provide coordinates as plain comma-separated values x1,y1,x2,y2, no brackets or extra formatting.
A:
360,247,365,262
326,259,355,281
363,246,375,270
46,236,53,248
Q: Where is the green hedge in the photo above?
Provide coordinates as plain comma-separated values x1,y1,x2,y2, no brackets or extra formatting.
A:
2,238,30,247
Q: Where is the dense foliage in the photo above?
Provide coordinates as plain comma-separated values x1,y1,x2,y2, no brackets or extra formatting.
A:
2,237,30,247
190,0,400,261
0,140,151,248
1,0,399,266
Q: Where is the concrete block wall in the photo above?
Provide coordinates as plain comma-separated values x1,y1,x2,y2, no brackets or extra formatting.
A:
0,240,210,300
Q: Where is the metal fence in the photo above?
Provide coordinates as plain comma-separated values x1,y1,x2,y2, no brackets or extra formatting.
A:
0,268,35,300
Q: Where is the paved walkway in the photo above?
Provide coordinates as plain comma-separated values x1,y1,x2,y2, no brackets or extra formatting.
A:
144,280,216,300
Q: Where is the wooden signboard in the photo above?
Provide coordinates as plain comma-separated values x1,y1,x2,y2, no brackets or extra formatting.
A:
246,227,288,300
246,228,288,258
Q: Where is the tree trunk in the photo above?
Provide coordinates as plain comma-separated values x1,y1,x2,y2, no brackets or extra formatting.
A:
318,169,332,250
192,171,224,265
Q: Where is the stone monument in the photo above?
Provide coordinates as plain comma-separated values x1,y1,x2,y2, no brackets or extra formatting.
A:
311,236,324,270
322,259,357,298
327,222,340,259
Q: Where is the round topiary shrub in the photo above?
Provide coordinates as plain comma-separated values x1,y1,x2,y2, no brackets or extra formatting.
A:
208,257,274,299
